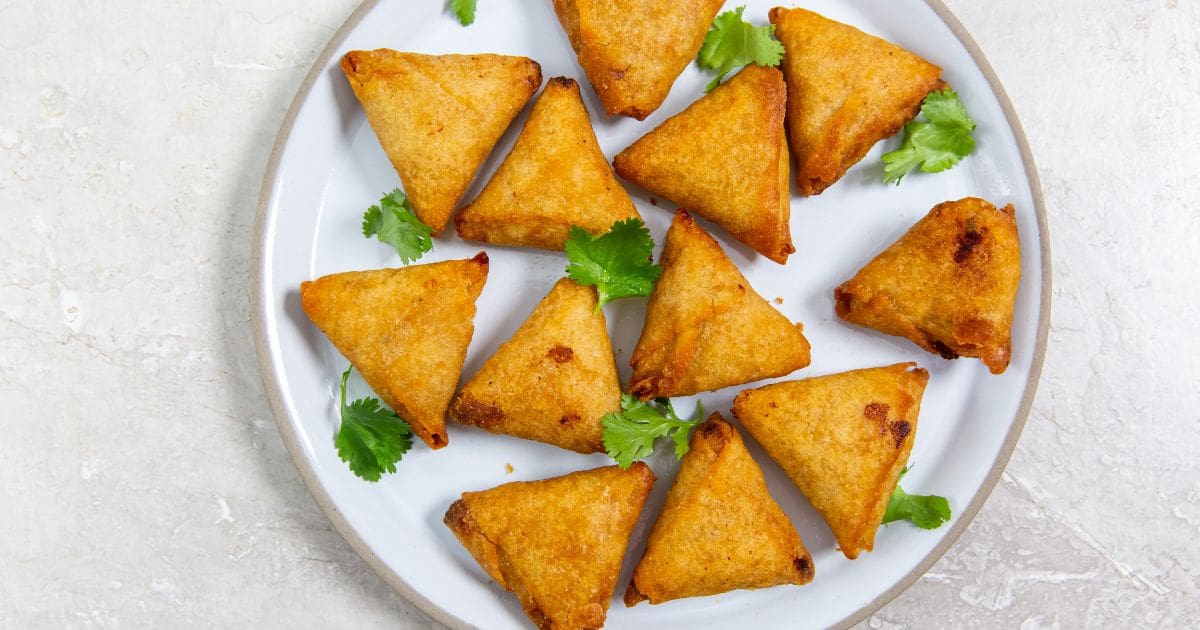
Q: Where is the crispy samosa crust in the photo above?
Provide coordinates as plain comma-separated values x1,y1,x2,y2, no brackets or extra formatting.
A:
769,7,944,195
552,0,726,120
732,363,929,559
613,65,794,263
449,278,621,453
835,197,1021,374
340,50,541,232
445,463,656,630
628,210,810,399
456,77,639,251
300,253,489,449
625,415,813,606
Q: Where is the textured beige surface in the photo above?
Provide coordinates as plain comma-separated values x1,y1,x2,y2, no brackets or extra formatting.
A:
0,1,1197,628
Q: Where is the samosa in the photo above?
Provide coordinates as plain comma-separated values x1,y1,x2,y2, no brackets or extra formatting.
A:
456,77,639,251
300,253,489,449
732,363,929,559
445,463,655,630
625,415,813,606
449,278,621,453
769,7,944,195
613,65,794,263
835,197,1021,374
340,50,541,231
552,0,726,120
628,210,810,399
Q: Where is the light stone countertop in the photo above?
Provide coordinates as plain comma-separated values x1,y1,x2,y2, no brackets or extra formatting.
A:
1,1,1196,628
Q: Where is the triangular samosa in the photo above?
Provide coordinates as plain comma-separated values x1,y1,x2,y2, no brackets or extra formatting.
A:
456,77,639,251
835,197,1021,374
445,463,655,629
628,210,810,399
551,0,726,120
449,278,620,453
769,7,944,195
624,415,813,606
340,50,542,232
613,65,794,263
732,363,929,559
300,253,489,449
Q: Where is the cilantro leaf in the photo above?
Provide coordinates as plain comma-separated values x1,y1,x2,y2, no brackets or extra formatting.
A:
449,0,476,26
882,90,977,184
601,394,704,469
882,465,951,529
565,218,662,310
335,366,413,482
697,5,785,92
361,189,433,264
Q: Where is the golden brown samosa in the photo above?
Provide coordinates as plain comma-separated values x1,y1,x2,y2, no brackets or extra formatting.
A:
445,463,655,630
449,278,620,453
455,77,639,251
340,50,541,232
625,415,813,606
732,363,929,559
552,0,726,120
300,254,489,449
769,7,944,195
613,65,793,263
835,197,1021,374
628,210,810,399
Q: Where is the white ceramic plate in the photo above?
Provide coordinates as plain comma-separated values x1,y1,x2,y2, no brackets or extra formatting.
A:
253,1,1050,628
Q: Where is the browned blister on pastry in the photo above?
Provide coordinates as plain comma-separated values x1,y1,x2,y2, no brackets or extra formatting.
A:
732,363,929,559
449,278,621,453
340,49,541,232
456,77,639,251
769,7,944,195
624,414,813,606
613,65,794,263
628,210,810,399
444,463,656,630
552,0,726,120
300,254,489,449
835,197,1021,374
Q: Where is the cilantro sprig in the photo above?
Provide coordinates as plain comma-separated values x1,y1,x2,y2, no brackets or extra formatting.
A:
335,366,414,482
697,6,785,92
362,189,433,264
882,90,977,184
882,465,951,529
449,0,476,26
602,394,705,469
565,218,662,311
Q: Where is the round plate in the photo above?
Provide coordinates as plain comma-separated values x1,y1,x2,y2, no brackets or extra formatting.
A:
252,1,1051,628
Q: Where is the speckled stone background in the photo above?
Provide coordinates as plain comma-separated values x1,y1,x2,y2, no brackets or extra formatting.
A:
1,0,1197,628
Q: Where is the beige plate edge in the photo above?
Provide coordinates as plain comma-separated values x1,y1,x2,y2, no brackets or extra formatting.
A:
249,2,1054,628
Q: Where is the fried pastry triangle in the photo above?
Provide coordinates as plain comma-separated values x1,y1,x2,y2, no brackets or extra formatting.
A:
769,7,944,195
732,363,929,559
628,210,810,399
613,66,794,263
300,254,489,449
456,77,639,251
450,278,620,453
340,50,541,232
445,463,655,630
552,0,726,120
835,197,1021,374
625,415,813,606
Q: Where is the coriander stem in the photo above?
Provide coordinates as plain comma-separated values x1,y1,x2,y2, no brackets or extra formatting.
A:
340,365,352,412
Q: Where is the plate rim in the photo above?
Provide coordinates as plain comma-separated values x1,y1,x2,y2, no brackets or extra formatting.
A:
250,2,1053,628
